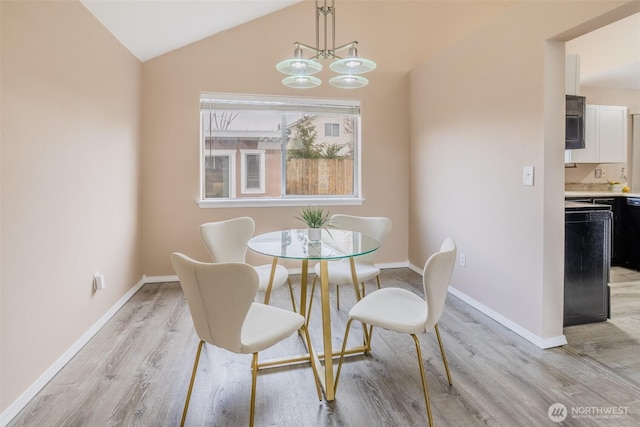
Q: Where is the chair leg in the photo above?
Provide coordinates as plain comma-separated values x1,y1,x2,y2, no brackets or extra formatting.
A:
287,277,297,313
250,353,258,427
181,340,204,427
360,276,379,299
365,325,374,353
334,318,354,393
434,324,453,385
411,334,434,427
263,258,279,306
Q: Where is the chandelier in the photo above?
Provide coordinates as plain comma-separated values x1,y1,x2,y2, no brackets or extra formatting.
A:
276,0,376,89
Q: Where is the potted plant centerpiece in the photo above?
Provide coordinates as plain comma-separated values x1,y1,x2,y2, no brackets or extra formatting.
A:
296,207,331,241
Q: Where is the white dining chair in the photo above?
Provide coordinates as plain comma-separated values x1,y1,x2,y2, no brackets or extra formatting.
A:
334,237,457,427
171,253,321,427
308,214,391,315
200,217,296,310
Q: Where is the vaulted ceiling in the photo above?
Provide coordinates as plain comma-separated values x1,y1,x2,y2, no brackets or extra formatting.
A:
80,1,639,89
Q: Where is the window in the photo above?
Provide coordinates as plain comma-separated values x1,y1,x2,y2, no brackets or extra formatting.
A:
241,150,265,194
199,93,362,207
203,150,236,198
325,123,340,137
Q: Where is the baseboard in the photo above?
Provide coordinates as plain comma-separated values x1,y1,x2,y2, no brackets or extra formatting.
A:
0,277,146,427
143,274,178,283
408,262,423,275
446,286,567,349
408,263,567,350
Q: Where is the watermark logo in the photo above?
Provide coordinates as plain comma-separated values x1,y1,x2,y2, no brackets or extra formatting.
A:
548,403,629,423
548,403,568,423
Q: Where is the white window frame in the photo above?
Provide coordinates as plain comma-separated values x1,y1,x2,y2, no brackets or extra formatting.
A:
198,92,363,208
240,149,265,194
202,150,236,199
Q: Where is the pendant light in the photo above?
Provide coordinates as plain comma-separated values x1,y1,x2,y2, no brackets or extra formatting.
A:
276,0,376,89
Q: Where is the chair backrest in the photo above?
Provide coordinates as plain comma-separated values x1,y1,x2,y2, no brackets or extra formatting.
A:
330,214,392,264
423,238,457,331
171,253,258,353
200,217,255,263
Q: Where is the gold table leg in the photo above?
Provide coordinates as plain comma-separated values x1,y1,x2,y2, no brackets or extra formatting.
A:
319,259,335,400
349,257,370,348
299,259,308,317
259,256,365,403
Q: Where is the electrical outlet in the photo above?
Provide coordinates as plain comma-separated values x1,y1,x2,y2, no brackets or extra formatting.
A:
595,168,602,178
459,253,466,267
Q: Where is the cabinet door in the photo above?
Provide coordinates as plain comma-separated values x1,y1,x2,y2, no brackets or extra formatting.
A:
598,106,627,163
569,105,598,163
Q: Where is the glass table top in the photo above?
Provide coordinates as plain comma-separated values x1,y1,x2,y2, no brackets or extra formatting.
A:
248,229,380,260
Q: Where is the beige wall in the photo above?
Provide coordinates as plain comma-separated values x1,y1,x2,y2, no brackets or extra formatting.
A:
140,0,514,276
1,0,142,415
0,0,513,419
566,12,640,85
410,0,640,346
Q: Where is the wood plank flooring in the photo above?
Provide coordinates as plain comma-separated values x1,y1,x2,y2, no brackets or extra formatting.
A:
8,267,640,427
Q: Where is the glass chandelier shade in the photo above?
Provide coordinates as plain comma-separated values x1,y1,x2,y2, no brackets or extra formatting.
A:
329,47,376,75
282,75,322,89
329,74,369,89
276,46,323,76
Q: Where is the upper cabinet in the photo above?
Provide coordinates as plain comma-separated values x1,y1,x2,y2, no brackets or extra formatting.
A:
567,105,628,163
566,54,581,96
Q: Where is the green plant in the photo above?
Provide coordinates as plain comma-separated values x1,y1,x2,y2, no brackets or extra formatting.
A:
287,115,323,159
323,144,343,159
295,207,331,229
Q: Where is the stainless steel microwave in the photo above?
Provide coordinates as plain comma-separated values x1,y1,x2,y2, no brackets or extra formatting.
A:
566,95,586,150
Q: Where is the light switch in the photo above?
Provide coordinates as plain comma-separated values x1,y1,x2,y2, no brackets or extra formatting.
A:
523,166,534,186
94,273,105,291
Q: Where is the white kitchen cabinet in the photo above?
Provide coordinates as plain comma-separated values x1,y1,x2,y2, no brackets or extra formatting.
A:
565,54,580,96
566,104,627,164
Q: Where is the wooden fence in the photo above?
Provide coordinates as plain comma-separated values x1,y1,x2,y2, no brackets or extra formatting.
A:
286,158,353,195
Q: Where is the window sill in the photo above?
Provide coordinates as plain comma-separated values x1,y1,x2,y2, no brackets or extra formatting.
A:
197,197,365,208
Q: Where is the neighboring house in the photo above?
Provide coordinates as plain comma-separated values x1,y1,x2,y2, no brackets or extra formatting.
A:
203,113,355,199
286,114,354,158
203,131,283,198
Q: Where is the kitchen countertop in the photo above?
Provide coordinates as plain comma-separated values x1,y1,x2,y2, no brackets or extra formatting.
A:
565,191,640,198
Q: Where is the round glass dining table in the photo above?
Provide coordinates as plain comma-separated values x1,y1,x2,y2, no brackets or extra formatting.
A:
248,228,380,401
248,228,380,262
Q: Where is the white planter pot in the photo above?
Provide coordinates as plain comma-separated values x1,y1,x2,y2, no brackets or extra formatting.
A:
308,228,322,241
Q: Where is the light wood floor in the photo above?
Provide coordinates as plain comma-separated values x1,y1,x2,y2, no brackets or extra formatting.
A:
8,267,640,427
